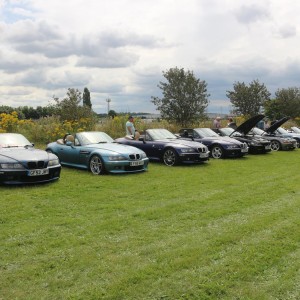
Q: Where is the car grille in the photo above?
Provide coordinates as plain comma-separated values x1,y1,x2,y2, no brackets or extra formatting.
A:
197,147,206,153
27,161,46,169
129,154,141,160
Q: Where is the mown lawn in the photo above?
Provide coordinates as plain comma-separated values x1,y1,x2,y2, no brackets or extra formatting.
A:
1,150,300,299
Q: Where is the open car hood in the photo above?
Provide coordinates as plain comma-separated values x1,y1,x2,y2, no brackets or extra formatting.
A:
231,114,265,135
266,117,290,133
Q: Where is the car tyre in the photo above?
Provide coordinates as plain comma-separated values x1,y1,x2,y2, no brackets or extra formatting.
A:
163,148,178,166
270,140,281,151
89,155,105,175
211,145,224,159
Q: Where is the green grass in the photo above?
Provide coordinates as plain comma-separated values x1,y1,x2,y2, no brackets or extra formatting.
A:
1,150,300,299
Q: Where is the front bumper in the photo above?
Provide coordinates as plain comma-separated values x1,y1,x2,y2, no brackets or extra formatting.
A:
249,144,272,154
104,158,149,173
0,166,61,185
223,148,247,158
281,142,296,151
178,151,210,163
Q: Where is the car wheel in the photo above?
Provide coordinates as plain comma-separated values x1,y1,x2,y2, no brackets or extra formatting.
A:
211,145,224,159
163,148,178,166
270,140,281,151
89,155,105,175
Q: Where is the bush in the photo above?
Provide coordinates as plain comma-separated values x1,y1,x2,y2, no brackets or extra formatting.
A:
0,111,34,133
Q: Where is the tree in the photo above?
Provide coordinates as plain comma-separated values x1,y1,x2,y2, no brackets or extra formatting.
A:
226,79,271,117
108,110,117,119
263,99,281,121
0,106,14,114
83,87,92,109
265,87,300,120
151,67,209,126
53,88,94,122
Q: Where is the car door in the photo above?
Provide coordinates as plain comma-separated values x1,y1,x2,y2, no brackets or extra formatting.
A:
129,134,163,161
59,144,91,167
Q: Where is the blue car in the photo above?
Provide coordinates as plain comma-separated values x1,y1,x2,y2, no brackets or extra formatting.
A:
46,131,149,175
115,128,210,166
0,133,61,185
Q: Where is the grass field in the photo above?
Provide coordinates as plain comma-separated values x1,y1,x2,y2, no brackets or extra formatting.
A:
1,150,300,299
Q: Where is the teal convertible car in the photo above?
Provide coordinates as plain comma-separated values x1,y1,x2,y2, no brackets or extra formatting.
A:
46,131,149,175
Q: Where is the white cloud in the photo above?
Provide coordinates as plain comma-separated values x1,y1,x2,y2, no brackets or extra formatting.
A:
1,0,300,114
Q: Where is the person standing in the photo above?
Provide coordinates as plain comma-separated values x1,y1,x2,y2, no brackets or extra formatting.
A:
126,116,140,139
213,116,222,129
227,117,237,129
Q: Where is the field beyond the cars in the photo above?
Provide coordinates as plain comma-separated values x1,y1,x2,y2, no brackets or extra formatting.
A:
1,151,300,299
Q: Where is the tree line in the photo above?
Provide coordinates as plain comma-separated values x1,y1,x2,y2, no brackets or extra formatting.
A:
1,68,300,126
151,67,300,126
0,87,93,121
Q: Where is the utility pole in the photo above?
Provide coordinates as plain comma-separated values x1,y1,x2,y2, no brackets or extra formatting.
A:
106,98,111,115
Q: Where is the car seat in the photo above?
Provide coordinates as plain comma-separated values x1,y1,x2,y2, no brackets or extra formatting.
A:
65,135,75,143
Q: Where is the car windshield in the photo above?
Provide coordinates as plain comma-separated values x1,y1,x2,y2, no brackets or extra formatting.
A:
195,128,219,137
291,126,300,133
147,129,177,140
219,128,235,136
0,133,32,148
77,132,114,145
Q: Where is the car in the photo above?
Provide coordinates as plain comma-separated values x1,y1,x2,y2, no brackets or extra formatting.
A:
213,115,272,154
178,127,248,159
46,131,149,175
250,117,297,151
274,125,300,148
115,128,210,166
0,133,61,185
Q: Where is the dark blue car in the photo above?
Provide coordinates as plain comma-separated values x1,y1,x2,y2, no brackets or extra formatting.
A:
115,128,210,166
178,127,248,159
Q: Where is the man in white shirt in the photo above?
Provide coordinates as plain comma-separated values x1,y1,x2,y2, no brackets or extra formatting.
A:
126,116,140,139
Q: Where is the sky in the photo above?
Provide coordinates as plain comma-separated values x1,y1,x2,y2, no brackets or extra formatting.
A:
1,0,300,114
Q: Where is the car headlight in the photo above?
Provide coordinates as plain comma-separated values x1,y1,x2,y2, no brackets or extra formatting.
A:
140,152,147,159
180,148,195,153
48,159,60,166
224,145,239,149
0,163,25,169
109,155,127,161
282,138,291,143
250,141,260,146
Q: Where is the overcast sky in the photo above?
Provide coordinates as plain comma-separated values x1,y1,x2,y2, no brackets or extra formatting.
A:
1,0,299,114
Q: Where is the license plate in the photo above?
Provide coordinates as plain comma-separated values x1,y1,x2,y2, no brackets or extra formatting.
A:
130,161,144,166
200,153,209,158
241,148,248,152
28,168,49,176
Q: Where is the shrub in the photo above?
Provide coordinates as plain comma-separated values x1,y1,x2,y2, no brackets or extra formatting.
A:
0,111,34,133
